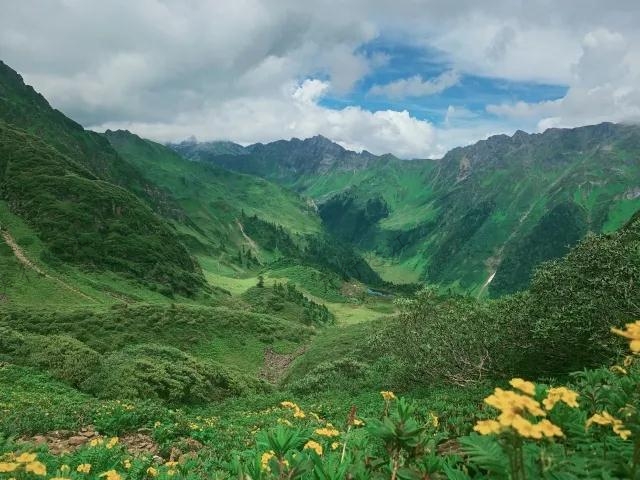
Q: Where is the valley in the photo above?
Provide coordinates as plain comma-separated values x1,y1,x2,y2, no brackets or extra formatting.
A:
0,57,639,479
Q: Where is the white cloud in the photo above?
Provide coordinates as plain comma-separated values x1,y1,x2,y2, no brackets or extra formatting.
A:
486,28,640,131
369,70,460,99
95,77,441,158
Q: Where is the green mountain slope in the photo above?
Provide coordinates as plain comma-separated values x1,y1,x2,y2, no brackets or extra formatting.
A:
176,125,640,295
104,129,323,275
0,122,204,296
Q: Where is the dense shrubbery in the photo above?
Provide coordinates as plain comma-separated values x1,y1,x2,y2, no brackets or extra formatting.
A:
84,343,263,403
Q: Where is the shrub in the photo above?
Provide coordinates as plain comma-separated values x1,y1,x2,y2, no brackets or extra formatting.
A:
84,343,263,403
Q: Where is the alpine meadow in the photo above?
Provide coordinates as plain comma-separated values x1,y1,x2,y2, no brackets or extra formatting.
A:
1,2,640,479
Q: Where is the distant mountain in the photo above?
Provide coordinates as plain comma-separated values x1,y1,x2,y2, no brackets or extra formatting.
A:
171,138,248,158
170,135,393,182
175,124,640,296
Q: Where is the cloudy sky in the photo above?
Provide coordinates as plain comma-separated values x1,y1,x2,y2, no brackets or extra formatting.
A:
2,0,640,158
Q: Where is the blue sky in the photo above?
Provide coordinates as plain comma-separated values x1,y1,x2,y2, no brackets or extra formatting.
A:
319,39,568,127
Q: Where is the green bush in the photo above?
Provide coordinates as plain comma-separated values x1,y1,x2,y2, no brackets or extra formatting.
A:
22,334,102,389
84,343,264,403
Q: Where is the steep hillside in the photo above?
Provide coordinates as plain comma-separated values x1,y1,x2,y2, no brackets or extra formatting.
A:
0,123,205,296
177,125,640,295
104,129,323,274
0,61,182,219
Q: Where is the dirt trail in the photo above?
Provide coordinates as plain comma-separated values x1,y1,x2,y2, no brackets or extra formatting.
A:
1,230,95,302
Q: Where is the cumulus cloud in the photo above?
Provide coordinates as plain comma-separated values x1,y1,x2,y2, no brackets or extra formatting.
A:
95,77,441,158
1,0,639,157
369,70,460,99
486,27,640,131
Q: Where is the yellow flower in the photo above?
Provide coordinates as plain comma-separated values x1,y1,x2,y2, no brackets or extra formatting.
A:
90,438,104,447
473,419,502,435
352,418,365,427
277,418,293,426
380,391,396,401
624,355,635,367
154,421,161,428
610,365,628,375
25,461,47,476
512,416,542,439
293,408,306,419
99,470,122,480
123,460,132,470
315,427,340,437
50,477,71,480
280,401,298,409
147,466,158,477
77,463,92,474
15,453,37,463
509,378,536,396
587,411,631,440
534,419,564,438
331,442,341,450
543,387,579,410
0,463,18,473
165,462,178,468
613,422,632,440
429,412,439,428
485,388,546,417
260,451,275,471
106,437,119,449
586,411,616,427
304,440,323,455
611,320,640,353
60,465,71,474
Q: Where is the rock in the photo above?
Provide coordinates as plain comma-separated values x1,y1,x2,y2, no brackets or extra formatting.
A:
67,436,86,446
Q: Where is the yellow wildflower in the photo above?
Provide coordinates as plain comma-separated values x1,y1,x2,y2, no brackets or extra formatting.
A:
509,378,536,396
587,411,631,440
25,461,47,476
331,442,341,450
280,401,298,409
147,466,158,477
611,320,640,353
60,465,71,474
89,438,104,447
380,391,396,401
0,463,18,473
50,477,71,480
99,470,122,480
485,388,546,417
512,415,542,439
15,453,37,463
473,419,502,435
610,365,628,375
293,408,306,419
123,460,132,470
429,412,439,428
624,355,635,367
613,423,632,440
352,418,365,427
77,463,92,474
304,440,323,455
535,419,564,438
165,462,178,468
260,451,275,471
543,387,579,410
106,437,119,449
315,427,340,437
154,421,161,428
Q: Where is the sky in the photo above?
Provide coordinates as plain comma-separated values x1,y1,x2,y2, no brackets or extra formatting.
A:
1,0,640,158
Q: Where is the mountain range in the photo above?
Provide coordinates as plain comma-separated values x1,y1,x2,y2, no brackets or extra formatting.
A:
1,59,639,301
